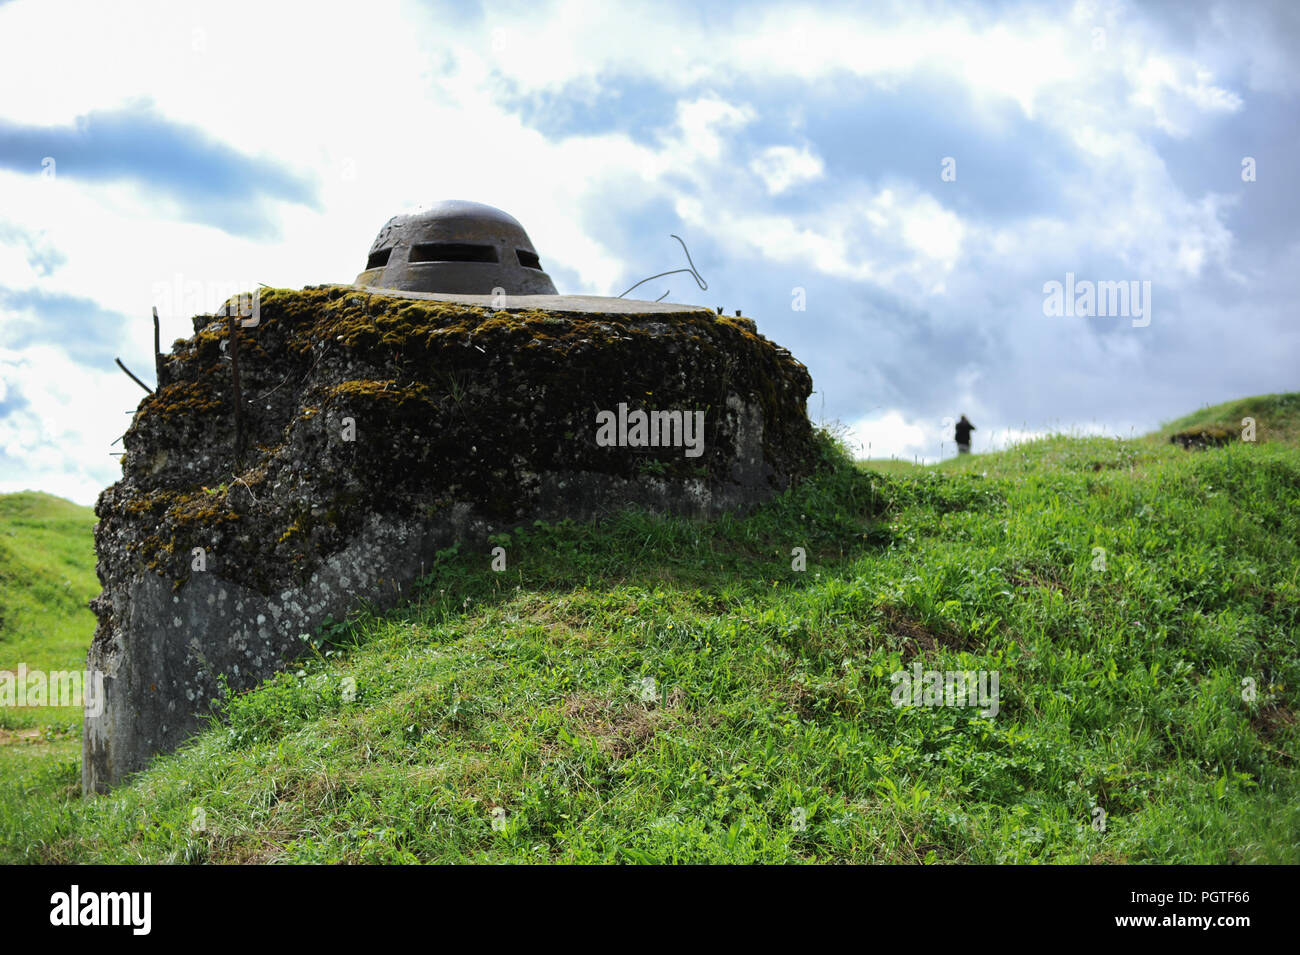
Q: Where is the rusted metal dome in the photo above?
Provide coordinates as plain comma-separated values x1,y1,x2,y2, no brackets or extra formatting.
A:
354,200,558,295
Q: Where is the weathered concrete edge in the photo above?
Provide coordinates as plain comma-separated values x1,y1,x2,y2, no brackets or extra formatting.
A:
338,283,716,316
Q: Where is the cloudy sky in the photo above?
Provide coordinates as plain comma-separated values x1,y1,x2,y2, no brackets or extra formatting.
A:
1,0,1296,505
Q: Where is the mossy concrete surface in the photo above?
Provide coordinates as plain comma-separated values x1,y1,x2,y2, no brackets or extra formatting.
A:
84,286,819,792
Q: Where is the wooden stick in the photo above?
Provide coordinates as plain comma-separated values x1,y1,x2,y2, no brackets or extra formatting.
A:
152,306,162,385
115,358,153,394
229,308,245,464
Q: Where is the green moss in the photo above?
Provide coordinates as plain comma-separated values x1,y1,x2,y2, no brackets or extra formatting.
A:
141,380,223,422
127,486,242,578
323,378,435,406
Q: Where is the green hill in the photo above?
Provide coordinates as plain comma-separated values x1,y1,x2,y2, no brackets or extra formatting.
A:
0,491,98,850
2,396,1299,863
1153,392,1300,448
0,491,98,717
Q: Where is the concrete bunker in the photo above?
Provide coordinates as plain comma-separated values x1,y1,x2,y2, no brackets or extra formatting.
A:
84,205,819,793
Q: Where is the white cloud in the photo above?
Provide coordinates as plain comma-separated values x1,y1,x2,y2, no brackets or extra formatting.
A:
676,181,968,296
1128,56,1242,136
842,410,935,461
673,96,755,162
0,344,133,505
749,145,824,195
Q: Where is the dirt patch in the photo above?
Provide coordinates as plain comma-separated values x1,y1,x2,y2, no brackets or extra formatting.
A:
1170,425,1235,450
1252,703,1297,742
880,605,966,659
0,727,46,746
522,607,592,646
1007,562,1070,597
560,691,683,759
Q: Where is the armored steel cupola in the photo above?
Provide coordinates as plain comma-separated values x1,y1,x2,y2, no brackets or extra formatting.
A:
354,199,558,295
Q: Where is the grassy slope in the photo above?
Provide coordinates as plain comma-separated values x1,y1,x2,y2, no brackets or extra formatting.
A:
1152,392,1300,446
0,492,100,686
0,492,98,854
3,398,1299,864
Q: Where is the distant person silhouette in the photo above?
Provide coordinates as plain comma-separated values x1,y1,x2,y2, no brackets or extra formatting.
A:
955,414,975,454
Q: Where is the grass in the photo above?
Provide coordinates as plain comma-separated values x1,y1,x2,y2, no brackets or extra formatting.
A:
1151,392,1300,447
0,492,99,693
0,492,97,856
1,397,1298,864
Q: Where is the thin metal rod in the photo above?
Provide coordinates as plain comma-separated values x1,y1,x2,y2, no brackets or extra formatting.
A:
618,235,708,298
229,309,245,464
115,358,153,394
